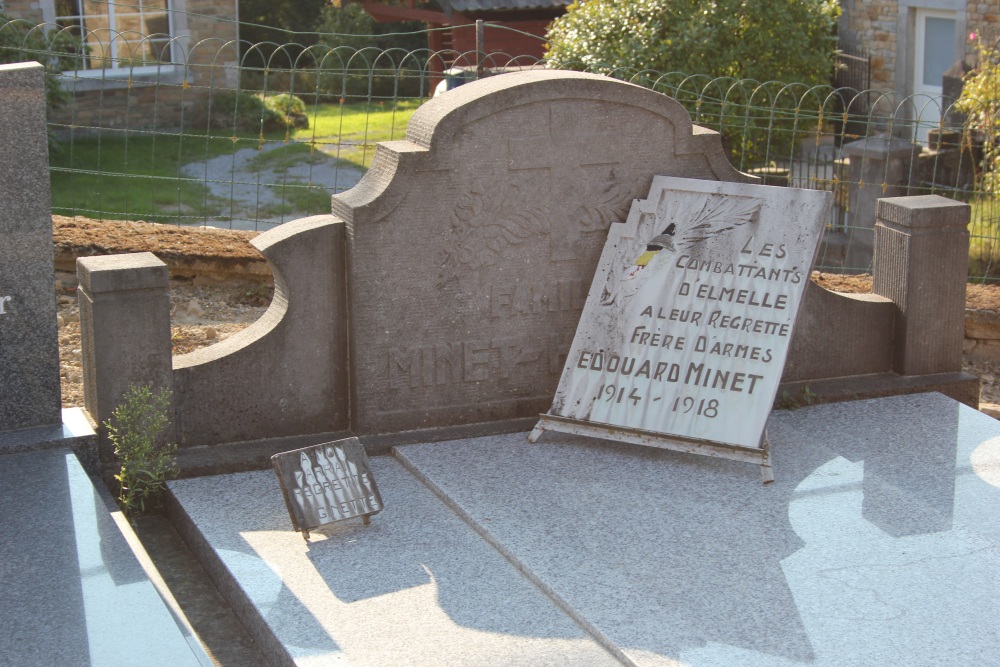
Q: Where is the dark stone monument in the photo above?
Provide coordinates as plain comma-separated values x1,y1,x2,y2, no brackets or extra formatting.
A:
0,62,95,460
0,63,61,432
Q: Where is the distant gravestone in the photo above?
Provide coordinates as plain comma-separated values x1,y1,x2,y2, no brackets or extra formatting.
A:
0,63,62,432
271,437,383,539
531,176,831,481
332,71,749,436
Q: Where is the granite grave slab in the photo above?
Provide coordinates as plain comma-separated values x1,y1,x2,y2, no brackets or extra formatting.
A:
398,392,1000,666
170,392,1000,666
0,448,210,666
168,457,619,667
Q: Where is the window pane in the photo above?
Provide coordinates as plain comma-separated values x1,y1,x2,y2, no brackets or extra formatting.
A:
923,17,956,87
61,0,173,70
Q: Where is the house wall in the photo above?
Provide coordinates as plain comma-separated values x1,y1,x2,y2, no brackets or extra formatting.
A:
4,0,239,130
4,0,45,23
842,0,998,96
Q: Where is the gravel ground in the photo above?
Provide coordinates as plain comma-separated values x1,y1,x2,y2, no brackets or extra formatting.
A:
58,281,269,408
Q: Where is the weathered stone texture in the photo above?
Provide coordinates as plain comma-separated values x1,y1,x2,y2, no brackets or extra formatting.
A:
333,70,751,435
77,252,174,468
172,215,349,447
873,195,970,375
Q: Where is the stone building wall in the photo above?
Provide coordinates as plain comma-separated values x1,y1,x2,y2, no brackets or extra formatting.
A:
842,0,1000,96
3,0,239,130
843,0,900,91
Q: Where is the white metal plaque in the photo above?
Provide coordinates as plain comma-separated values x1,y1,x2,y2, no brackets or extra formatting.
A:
532,176,831,480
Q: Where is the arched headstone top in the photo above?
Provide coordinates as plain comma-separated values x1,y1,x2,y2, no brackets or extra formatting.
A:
407,71,736,163
333,70,750,221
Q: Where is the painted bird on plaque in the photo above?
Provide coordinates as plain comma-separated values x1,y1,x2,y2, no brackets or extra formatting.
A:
530,175,831,482
271,437,383,539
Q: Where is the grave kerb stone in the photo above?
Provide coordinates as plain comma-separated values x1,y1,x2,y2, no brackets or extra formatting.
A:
873,195,969,376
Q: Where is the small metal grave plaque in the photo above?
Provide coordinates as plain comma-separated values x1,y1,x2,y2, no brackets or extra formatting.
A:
531,176,831,482
271,437,383,538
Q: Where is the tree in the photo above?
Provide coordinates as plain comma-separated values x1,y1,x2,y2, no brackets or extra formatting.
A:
545,0,841,167
957,37,1000,197
239,0,329,50
545,0,839,86
311,3,428,99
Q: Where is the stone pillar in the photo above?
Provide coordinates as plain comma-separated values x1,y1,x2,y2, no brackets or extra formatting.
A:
78,253,174,469
0,63,62,432
842,137,922,270
873,195,969,376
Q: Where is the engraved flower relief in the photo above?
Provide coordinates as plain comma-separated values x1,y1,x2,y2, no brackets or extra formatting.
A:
436,168,633,287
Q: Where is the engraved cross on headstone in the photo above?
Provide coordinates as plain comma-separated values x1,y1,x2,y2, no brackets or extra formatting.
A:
507,106,623,261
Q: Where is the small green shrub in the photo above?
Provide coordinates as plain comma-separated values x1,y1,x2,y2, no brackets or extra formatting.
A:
266,93,309,129
105,385,178,519
208,90,283,132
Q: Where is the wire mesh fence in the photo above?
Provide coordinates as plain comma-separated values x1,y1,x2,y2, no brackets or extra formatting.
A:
3,15,1000,280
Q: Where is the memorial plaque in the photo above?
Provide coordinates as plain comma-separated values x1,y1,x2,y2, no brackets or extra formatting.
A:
271,437,383,537
331,71,750,437
531,176,831,481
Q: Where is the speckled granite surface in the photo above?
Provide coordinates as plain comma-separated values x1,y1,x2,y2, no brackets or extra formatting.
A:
169,457,620,667
170,392,1000,666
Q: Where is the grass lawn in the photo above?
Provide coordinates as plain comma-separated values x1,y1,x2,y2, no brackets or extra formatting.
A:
50,98,424,225
291,98,421,168
969,198,1000,279
50,130,242,224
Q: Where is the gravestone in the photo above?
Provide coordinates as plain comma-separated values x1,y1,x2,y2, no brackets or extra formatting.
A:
531,176,831,480
0,63,61,432
840,136,921,270
78,70,976,463
332,70,749,436
0,62,95,463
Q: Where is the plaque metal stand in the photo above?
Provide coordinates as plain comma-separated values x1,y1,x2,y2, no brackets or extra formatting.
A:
529,413,773,484
271,437,384,541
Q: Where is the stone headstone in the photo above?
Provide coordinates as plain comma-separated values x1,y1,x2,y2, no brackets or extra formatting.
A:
533,176,830,477
332,70,749,436
271,437,383,536
840,136,921,270
0,63,61,431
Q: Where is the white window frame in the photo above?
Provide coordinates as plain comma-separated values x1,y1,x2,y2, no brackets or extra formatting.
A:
40,0,190,79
